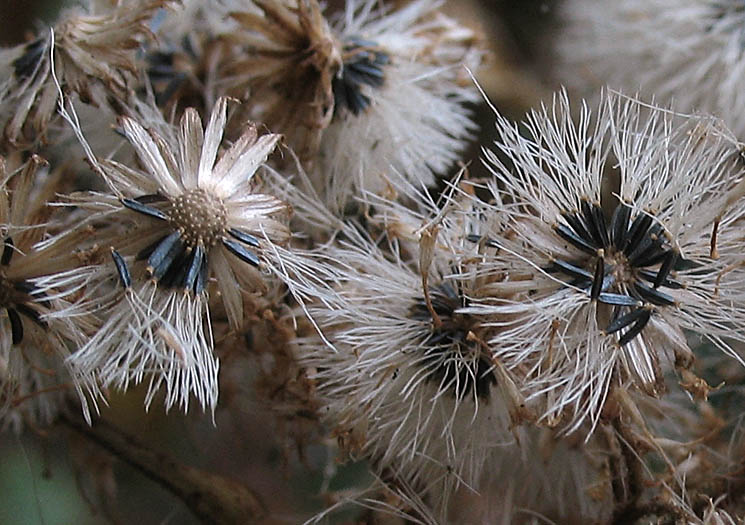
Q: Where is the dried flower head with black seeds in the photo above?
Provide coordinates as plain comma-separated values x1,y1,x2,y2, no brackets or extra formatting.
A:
140,0,234,116
0,0,170,146
66,96,293,413
0,155,98,431
220,0,480,213
468,91,745,434
295,194,515,515
315,0,481,212
408,282,497,400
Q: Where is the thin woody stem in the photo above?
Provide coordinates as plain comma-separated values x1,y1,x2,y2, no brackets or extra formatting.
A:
59,413,267,524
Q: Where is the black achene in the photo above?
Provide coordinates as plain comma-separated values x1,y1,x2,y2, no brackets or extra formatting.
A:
0,237,48,345
332,37,390,116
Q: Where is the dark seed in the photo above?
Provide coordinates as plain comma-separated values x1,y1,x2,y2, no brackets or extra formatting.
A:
194,251,209,294
16,303,46,329
589,202,610,248
183,245,204,292
619,309,652,346
349,61,385,84
624,213,653,256
634,281,675,307
159,247,190,288
600,273,615,293
222,238,260,267
633,249,670,268
149,232,184,280
568,277,592,290
1,237,14,266
476,359,498,400
610,203,631,250
606,307,650,335
134,193,167,205
550,259,593,281
137,234,169,261
465,234,500,249
674,257,700,271
638,269,683,289
7,308,23,345
554,224,596,254
111,249,131,288
590,258,604,300
228,228,260,248
628,223,664,265
121,198,168,221
654,250,678,289
597,293,641,307
561,211,595,246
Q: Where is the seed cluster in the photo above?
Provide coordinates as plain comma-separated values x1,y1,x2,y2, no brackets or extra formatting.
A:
121,191,261,293
409,282,496,399
333,37,389,115
12,38,44,80
550,199,684,345
0,237,46,345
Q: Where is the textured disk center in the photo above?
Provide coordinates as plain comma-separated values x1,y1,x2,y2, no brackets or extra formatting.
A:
169,189,227,247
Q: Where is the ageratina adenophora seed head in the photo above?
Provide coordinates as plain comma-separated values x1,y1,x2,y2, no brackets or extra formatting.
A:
548,199,684,347
68,97,294,414
469,90,745,434
295,211,514,517
408,282,497,400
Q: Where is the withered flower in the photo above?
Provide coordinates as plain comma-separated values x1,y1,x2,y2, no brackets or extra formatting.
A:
0,0,170,146
67,96,293,413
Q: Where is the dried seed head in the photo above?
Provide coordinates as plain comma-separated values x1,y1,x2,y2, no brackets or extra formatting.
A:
409,283,496,400
551,200,681,346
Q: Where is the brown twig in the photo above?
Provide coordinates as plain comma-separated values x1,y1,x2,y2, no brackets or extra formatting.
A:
59,412,267,524
606,417,647,524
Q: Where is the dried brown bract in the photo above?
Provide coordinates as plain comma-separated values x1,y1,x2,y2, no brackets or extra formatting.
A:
223,0,342,161
0,0,172,147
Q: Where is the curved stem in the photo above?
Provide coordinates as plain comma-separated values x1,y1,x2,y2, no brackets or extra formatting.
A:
59,412,267,524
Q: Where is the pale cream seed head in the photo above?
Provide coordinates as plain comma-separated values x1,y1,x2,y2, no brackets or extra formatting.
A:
168,189,228,248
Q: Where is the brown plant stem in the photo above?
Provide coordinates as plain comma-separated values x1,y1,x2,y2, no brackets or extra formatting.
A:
59,412,267,524
606,417,646,524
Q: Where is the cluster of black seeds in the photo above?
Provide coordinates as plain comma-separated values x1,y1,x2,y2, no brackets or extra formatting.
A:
549,199,688,346
409,282,496,400
117,194,261,293
332,37,389,116
0,237,47,345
